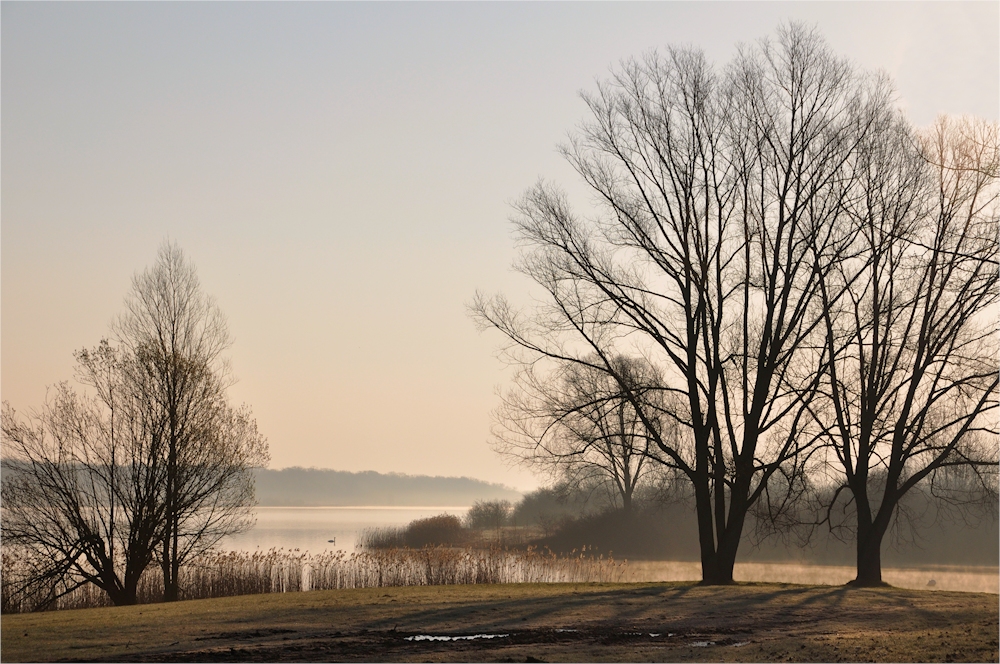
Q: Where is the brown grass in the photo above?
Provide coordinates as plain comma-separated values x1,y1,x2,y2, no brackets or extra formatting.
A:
2,582,996,662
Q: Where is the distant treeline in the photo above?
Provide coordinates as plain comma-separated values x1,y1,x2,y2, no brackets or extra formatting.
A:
253,467,522,506
512,484,1000,568
363,482,999,568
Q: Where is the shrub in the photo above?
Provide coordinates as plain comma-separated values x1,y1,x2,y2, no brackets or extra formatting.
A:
404,514,465,548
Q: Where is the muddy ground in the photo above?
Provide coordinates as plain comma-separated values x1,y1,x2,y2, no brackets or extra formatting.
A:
3,582,997,662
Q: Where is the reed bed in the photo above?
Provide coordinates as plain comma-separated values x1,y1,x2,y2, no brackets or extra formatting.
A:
1,545,627,614
308,545,624,589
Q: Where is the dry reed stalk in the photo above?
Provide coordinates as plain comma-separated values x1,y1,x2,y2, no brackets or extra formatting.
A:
1,545,628,613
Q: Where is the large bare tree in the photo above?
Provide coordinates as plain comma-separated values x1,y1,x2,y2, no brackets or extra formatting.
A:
474,24,901,583
811,115,999,585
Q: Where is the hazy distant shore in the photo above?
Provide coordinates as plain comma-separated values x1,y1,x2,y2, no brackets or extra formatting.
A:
253,468,522,507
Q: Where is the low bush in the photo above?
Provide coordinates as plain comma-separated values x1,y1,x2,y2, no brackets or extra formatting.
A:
404,514,466,547
359,513,467,549
530,506,699,560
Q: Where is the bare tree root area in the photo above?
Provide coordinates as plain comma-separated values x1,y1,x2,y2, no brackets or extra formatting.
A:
3,583,997,663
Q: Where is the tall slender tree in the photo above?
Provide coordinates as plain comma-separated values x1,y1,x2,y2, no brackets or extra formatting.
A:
113,241,268,601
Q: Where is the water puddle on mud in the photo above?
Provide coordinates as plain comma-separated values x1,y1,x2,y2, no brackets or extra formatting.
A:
405,634,510,642
691,638,752,647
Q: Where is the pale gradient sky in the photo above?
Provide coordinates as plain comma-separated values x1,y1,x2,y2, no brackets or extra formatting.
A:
2,2,998,491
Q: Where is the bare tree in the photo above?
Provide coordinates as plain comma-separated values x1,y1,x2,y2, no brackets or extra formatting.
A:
1,242,268,608
465,500,513,531
811,115,999,585
1,351,167,608
113,241,268,601
493,356,667,516
474,24,900,583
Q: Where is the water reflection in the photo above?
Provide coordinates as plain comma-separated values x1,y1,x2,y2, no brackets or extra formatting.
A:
220,506,469,553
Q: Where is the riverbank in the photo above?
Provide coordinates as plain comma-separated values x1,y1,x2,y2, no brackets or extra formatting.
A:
3,582,997,662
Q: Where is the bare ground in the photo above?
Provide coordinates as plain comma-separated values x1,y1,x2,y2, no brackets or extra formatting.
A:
2,582,997,662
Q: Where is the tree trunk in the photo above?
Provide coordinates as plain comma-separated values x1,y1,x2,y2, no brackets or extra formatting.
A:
694,495,742,585
99,567,137,607
700,552,736,585
107,587,138,606
124,565,142,606
163,425,179,602
693,473,723,584
162,519,180,602
851,519,889,586
170,523,180,600
697,475,752,585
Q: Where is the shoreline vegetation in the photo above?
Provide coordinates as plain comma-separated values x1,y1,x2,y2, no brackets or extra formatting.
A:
0,546,627,614
5,501,996,614
4,542,995,615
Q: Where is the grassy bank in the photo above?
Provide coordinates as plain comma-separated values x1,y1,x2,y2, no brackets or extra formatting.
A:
3,582,997,662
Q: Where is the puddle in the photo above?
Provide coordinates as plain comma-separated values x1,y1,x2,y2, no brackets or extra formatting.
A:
691,641,716,647
405,634,510,642
732,641,750,647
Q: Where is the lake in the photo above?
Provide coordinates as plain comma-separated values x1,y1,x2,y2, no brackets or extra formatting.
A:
219,506,469,554
220,507,998,594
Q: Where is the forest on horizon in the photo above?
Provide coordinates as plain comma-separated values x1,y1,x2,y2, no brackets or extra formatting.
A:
253,467,522,507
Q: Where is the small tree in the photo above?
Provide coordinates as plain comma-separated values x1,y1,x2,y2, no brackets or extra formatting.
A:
465,500,513,530
493,356,668,516
405,515,465,548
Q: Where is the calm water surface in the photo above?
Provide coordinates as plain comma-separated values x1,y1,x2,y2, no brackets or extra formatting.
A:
220,506,469,553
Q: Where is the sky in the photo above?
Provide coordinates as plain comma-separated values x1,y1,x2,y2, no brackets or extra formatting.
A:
2,2,998,492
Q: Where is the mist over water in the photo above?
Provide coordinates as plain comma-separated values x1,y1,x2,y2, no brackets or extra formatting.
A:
219,506,469,554
220,507,997,594
627,561,998,595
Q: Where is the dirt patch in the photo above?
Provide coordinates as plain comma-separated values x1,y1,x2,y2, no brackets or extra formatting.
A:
3,582,997,662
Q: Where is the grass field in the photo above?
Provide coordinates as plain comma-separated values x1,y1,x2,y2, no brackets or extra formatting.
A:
3,582,997,662
625,561,1000,594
